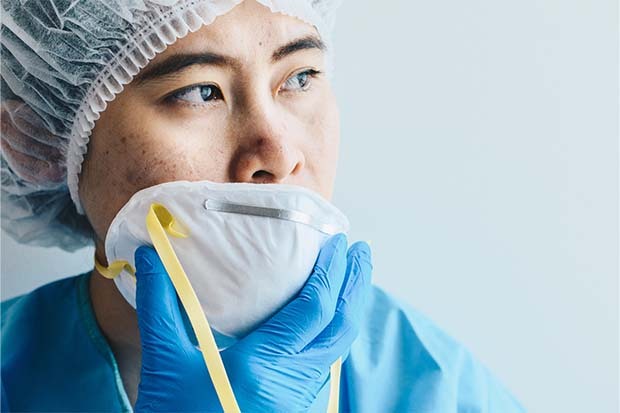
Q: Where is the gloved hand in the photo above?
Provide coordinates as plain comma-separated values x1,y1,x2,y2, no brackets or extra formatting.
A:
134,234,372,413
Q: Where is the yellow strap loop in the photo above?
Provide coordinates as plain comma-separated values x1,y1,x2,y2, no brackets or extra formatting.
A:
150,202,190,239
94,258,135,280
95,202,341,412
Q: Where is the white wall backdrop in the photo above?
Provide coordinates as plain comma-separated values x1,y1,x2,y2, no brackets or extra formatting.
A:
1,1,618,413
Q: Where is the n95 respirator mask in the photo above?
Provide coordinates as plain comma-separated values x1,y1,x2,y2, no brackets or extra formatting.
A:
95,180,350,348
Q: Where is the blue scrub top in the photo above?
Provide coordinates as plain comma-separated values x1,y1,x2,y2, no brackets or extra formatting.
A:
1,273,525,412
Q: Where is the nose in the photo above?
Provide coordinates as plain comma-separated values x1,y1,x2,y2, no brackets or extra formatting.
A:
229,105,305,184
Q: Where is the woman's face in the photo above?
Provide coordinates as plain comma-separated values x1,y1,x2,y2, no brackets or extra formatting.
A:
79,0,340,263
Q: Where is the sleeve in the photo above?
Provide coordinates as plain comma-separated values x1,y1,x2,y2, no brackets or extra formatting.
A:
341,286,526,413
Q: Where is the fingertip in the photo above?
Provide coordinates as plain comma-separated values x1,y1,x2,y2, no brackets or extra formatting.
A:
332,234,350,270
135,244,156,260
330,233,348,253
316,233,348,271
134,246,171,304
334,235,349,269
348,241,372,265
134,246,178,323
135,245,160,274
345,242,373,292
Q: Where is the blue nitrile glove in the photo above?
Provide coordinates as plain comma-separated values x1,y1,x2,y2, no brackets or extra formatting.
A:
134,234,372,413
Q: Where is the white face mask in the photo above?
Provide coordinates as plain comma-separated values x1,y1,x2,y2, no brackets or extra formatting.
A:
97,180,350,348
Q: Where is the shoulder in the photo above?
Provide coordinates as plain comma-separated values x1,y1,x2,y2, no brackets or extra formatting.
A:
2,274,85,331
342,285,526,413
1,274,90,366
0,273,121,411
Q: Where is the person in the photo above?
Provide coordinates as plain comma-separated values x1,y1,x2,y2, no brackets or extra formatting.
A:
0,0,526,411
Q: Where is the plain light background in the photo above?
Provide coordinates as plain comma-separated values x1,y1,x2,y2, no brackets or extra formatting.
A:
1,1,618,412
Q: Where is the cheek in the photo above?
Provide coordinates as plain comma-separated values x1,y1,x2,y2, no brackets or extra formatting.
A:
83,131,206,240
121,134,195,189
304,93,340,176
119,129,235,198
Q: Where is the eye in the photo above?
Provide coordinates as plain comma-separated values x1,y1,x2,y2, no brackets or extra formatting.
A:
281,69,321,92
170,84,223,105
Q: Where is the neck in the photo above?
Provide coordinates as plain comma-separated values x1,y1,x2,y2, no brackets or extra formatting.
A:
89,267,141,405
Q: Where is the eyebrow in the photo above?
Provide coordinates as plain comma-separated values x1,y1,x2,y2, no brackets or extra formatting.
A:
133,35,326,85
271,35,325,63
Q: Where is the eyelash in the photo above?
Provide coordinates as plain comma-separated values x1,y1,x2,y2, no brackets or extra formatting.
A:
281,68,321,93
166,82,223,108
165,68,322,108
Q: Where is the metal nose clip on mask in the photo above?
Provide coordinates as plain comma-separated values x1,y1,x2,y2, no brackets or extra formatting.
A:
96,180,350,348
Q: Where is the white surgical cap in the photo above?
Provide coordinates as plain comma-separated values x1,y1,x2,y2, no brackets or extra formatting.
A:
1,0,342,251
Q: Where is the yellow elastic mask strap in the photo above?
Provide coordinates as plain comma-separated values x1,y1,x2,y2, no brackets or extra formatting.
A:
145,202,341,413
145,203,240,413
94,257,136,281
328,357,342,413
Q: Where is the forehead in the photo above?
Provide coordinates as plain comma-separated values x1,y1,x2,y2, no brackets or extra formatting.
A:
156,0,320,61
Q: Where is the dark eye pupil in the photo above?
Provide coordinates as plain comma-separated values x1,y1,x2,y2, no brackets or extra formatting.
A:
297,72,308,87
200,86,214,101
